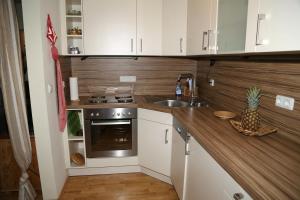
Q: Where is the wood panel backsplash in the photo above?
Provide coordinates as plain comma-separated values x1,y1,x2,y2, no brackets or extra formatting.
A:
197,60,300,144
71,57,197,96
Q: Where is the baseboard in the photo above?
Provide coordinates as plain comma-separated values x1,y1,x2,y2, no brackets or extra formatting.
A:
67,165,173,186
68,165,141,176
140,166,172,185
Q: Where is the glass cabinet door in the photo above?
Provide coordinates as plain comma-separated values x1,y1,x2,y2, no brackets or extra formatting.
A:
217,0,248,54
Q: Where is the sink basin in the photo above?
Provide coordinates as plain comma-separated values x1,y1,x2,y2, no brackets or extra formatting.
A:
154,100,189,108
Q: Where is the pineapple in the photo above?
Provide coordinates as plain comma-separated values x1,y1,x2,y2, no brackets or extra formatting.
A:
241,87,262,131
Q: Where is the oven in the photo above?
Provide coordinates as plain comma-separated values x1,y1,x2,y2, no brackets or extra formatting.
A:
84,108,137,158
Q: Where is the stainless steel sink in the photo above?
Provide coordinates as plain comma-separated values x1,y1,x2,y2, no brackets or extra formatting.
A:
154,100,189,108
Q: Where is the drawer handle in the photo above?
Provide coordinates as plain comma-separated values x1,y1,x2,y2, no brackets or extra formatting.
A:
165,129,168,144
180,38,183,53
233,193,244,200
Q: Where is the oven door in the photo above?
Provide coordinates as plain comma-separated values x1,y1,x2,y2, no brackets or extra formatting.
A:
85,119,137,158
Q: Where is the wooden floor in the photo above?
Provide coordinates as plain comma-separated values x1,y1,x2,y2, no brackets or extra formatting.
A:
59,173,179,200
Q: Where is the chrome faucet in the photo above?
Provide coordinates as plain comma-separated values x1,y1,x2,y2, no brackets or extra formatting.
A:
177,73,198,105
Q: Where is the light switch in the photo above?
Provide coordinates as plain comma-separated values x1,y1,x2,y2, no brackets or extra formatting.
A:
275,95,294,110
120,76,136,83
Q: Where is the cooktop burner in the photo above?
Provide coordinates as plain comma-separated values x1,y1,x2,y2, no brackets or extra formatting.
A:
115,95,133,99
117,98,134,103
88,94,134,104
88,99,108,104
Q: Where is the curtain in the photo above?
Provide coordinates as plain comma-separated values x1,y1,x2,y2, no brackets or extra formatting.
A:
0,0,36,200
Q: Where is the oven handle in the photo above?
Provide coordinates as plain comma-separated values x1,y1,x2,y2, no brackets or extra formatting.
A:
91,120,131,126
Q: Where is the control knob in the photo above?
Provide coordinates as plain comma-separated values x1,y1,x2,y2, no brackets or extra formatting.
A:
96,113,100,117
117,113,120,116
90,113,94,117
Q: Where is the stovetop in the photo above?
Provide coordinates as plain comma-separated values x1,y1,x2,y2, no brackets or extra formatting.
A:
87,94,135,104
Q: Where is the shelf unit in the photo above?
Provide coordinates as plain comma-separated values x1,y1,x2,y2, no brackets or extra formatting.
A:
61,0,84,55
63,109,87,169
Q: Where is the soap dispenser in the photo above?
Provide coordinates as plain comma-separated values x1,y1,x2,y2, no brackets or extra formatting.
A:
175,80,182,96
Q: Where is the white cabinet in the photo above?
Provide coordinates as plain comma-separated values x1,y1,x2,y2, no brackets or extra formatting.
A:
185,136,252,200
138,109,173,176
162,0,187,55
186,0,218,55
246,0,300,52
83,0,136,55
137,0,162,55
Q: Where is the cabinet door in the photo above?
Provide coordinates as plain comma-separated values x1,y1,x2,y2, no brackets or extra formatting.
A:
185,137,223,200
83,0,136,55
246,0,300,52
170,127,187,200
185,137,252,200
162,0,187,55
137,0,162,55
186,0,217,55
217,0,248,54
138,119,172,176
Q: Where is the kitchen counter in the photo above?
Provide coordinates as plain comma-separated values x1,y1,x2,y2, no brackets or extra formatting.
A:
67,95,300,200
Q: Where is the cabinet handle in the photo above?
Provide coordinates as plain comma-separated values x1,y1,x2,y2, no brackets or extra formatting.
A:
176,127,182,134
207,30,211,51
233,193,244,200
185,135,190,155
202,31,208,50
256,14,266,45
140,38,143,53
179,38,183,53
131,38,134,52
165,129,168,144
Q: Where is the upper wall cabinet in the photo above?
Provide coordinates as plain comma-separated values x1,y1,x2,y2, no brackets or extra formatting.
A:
246,0,300,52
217,0,248,54
162,0,188,56
137,0,162,55
83,0,137,55
186,0,218,55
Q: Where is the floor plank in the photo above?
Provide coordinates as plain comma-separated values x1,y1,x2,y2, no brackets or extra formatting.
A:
59,173,179,200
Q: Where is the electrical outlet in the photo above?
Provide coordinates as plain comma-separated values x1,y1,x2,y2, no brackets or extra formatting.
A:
209,79,215,86
275,95,295,110
120,76,136,83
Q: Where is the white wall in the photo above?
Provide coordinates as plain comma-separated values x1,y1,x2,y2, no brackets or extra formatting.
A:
22,0,67,199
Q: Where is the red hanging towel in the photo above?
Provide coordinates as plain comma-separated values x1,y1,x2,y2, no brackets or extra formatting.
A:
47,15,67,132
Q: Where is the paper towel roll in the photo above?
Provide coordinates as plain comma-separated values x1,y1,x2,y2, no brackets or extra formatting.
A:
70,77,79,101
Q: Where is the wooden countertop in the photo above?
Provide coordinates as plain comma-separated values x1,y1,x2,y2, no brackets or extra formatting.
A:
173,107,300,200
67,95,300,200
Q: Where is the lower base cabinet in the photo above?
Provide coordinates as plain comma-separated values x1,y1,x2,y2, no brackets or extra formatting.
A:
185,136,252,200
138,109,173,177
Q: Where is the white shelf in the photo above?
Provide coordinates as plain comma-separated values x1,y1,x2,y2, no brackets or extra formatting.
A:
64,53,84,56
67,34,82,38
70,161,85,168
63,0,84,55
66,15,82,18
68,135,84,141
68,141,86,168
